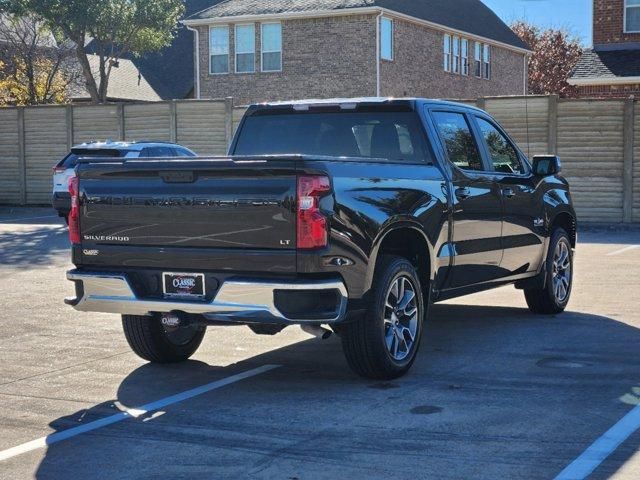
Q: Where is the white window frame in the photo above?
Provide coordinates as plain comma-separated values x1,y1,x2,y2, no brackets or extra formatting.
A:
444,34,452,72
261,22,282,72
483,44,491,80
452,36,460,74
625,0,640,33
209,25,229,75
461,38,469,76
474,42,482,78
235,23,256,74
380,17,394,61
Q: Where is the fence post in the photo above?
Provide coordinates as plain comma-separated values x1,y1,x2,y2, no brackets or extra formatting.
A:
66,105,74,149
117,103,125,141
17,107,26,206
225,97,234,151
476,97,486,111
547,94,558,155
623,97,635,223
169,100,177,143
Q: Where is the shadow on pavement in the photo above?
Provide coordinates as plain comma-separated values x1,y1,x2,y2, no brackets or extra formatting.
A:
31,304,640,480
0,224,69,267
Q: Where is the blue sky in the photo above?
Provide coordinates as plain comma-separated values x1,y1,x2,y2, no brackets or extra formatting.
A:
481,0,593,45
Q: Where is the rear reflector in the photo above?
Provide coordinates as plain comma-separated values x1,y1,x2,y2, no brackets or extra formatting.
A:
68,176,80,244
297,175,331,250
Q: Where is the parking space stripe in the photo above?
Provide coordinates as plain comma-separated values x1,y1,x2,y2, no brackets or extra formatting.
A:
0,364,279,462
607,245,640,257
0,215,58,223
555,404,640,480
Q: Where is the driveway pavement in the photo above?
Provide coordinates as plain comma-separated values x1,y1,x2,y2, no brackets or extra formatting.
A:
0,208,639,479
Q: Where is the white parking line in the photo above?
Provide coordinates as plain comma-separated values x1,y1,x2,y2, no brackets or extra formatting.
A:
0,215,58,223
0,364,279,462
555,404,640,480
607,245,640,257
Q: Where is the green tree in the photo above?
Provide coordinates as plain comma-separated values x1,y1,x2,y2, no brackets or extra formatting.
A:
2,0,184,103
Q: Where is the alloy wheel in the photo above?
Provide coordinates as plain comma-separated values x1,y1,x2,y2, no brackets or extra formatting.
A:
383,275,420,361
552,240,572,303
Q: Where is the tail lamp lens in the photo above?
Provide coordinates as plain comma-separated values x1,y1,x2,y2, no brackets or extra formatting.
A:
68,175,80,244
297,175,331,250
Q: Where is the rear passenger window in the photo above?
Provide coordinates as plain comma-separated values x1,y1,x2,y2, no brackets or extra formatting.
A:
432,111,484,171
475,117,525,175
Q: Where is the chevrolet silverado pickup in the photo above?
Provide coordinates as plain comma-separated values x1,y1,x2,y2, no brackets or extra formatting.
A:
64,98,577,380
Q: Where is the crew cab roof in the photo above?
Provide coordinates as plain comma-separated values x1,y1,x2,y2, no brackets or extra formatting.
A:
249,97,485,114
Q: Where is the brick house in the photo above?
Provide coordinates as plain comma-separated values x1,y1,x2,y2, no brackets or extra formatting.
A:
570,0,640,97
183,0,530,105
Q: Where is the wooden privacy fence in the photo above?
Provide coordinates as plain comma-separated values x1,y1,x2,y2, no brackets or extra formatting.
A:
0,95,638,224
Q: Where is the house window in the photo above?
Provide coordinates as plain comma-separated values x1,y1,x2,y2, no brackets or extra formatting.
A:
444,34,452,72
381,17,393,61
461,39,469,76
474,42,482,77
626,0,640,32
209,26,229,74
261,22,282,72
235,24,255,73
452,36,460,74
483,44,491,79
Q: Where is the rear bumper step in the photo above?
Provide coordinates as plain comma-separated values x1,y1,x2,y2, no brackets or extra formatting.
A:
65,270,348,324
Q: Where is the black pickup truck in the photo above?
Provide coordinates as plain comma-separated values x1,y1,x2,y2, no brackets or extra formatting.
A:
64,98,576,379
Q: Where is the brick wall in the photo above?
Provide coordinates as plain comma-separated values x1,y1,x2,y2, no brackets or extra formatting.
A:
197,15,378,105
594,0,640,46
197,14,526,105
577,83,640,98
380,17,525,98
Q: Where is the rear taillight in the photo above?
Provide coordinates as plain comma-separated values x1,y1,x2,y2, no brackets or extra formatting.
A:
52,166,65,174
297,175,331,250
68,175,80,244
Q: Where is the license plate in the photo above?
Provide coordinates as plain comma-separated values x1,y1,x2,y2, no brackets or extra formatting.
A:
162,273,205,298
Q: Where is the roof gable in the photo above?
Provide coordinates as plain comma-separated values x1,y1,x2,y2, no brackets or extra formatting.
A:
187,0,528,51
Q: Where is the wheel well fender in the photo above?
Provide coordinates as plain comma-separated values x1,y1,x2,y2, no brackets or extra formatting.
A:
549,210,577,248
364,222,435,295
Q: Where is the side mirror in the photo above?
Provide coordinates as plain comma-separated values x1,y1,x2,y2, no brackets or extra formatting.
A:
532,155,562,176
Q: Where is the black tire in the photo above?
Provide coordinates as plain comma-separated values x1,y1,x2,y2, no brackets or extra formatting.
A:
122,315,206,363
525,228,573,314
341,255,426,380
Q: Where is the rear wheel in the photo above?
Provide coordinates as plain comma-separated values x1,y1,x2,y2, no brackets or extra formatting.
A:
341,255,426,380
122,314,206,363
524,228,573,314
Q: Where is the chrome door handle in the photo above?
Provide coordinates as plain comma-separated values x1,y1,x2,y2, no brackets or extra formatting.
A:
455,187,471,200
502,188,516,199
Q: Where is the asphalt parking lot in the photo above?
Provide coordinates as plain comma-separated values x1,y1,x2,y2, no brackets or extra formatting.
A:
0,207,639,480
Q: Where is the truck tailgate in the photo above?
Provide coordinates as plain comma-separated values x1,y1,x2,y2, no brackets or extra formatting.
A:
77,158,297,269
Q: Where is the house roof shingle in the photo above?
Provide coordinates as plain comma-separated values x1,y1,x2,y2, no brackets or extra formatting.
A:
70,54,162,102
570,48,640,81
187,0,529,51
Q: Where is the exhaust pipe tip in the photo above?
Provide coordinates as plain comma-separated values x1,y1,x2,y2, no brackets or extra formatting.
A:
301,324,332,340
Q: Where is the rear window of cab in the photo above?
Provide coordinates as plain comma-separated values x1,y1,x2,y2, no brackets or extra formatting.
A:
233,110,434,164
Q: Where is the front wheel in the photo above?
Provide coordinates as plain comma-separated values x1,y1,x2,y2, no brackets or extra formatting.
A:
122,315,206,363
341,255,426,380
524,228,573,314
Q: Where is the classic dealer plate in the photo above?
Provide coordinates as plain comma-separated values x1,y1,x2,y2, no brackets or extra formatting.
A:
162,272,205,298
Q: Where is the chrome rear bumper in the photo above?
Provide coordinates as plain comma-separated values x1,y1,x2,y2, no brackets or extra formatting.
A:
65,270,348,324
